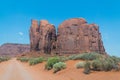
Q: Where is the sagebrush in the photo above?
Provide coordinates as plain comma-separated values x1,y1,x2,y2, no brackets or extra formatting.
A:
53,62,66,73
45,57,60,70
29,57,44,65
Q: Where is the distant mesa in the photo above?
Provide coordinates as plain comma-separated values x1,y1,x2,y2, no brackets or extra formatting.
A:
0,43,30,56
30,18,106,55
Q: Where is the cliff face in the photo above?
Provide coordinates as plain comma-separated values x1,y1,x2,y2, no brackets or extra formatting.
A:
30,20,56,54
30,18,106,54
57,18,105,54
0,43,30,56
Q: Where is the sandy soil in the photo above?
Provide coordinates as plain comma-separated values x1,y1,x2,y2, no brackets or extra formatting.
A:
0,59,120,80
0,58,34,80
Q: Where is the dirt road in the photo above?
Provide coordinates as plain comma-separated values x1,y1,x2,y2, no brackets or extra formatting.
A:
0,58,34,80
0,58,57,80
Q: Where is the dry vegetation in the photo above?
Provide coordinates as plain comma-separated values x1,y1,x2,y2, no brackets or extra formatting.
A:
0,56,10,63
17,52,120,74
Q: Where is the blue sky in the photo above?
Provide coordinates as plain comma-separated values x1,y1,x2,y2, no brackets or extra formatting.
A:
0,0,120,56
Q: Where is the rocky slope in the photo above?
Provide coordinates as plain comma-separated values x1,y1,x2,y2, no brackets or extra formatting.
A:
0,43,30,56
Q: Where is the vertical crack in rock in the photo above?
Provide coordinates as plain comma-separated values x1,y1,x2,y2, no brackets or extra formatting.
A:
30,20,56,54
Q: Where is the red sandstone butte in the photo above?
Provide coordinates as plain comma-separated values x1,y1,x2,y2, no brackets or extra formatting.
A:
30,18,106,54
30,20,56,54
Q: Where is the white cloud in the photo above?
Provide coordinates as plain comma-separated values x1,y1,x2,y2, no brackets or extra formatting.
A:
18,32,24,36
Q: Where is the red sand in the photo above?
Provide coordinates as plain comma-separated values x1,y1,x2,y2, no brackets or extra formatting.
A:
23,60,120,80
0,59,120,80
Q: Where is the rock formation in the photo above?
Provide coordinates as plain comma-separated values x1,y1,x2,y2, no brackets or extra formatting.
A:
56,18,105,54
30,18,106,54
30,20,56,54
30,20,39,51
0,43,30,56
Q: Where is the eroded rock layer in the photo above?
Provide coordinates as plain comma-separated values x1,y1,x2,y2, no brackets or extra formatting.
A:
0,43,30,56
30,18,106,54
57,18,105,54
30,20,56,54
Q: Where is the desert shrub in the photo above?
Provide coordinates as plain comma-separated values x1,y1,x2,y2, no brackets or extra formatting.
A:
91,56,120,71
99,57,116,71
113,65,120,71
18,57,29,62
29,57,44,65
59,56,69,62
75,62,85,69
45,57,60,70
91,58,113,71
68,52,103,60
111,56,120,71
102,57,118,71
79,53,103,60
68,54,77,60
92,59,104,71
53,62,66,73
83,61,91,74
0,56,10,62
102,60,113,71
109,56,120,64
82,55,120,74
